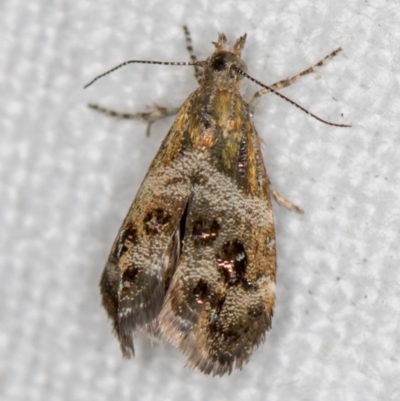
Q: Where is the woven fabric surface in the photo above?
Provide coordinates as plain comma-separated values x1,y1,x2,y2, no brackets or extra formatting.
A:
1,0,399,400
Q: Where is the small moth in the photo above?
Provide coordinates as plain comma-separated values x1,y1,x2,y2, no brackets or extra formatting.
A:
86,27,348,376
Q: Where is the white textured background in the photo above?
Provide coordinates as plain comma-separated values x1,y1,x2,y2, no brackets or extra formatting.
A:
1,0,399,400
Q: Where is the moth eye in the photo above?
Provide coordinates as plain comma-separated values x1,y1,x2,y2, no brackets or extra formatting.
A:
192,219,221,245
144,208,170,234
211,53,227,71
116,224,138,258
216,240,247,285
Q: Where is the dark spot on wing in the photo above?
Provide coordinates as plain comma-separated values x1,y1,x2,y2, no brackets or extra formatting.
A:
216,240,247,285
192,279,211,305
116,224,138,259
144,208,170,234
121,266,139,287
192,219,220,245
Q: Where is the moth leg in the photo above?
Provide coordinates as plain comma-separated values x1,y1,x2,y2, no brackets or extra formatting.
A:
271,187,304,214
249,48,343,112
88,103,179,137
183,25,202,84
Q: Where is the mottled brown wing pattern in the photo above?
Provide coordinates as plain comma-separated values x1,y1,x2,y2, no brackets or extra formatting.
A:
93,26,348,375
100,99,196,357
157,90,276,376
100,32,277,376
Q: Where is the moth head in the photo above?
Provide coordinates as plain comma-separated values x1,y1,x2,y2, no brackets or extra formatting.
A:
202,33,248,87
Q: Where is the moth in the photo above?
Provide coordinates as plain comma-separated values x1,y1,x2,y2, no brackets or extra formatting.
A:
86,27,348,376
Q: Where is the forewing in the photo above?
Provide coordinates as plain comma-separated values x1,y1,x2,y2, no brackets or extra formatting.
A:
100,101,194,357
159,120,276,376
